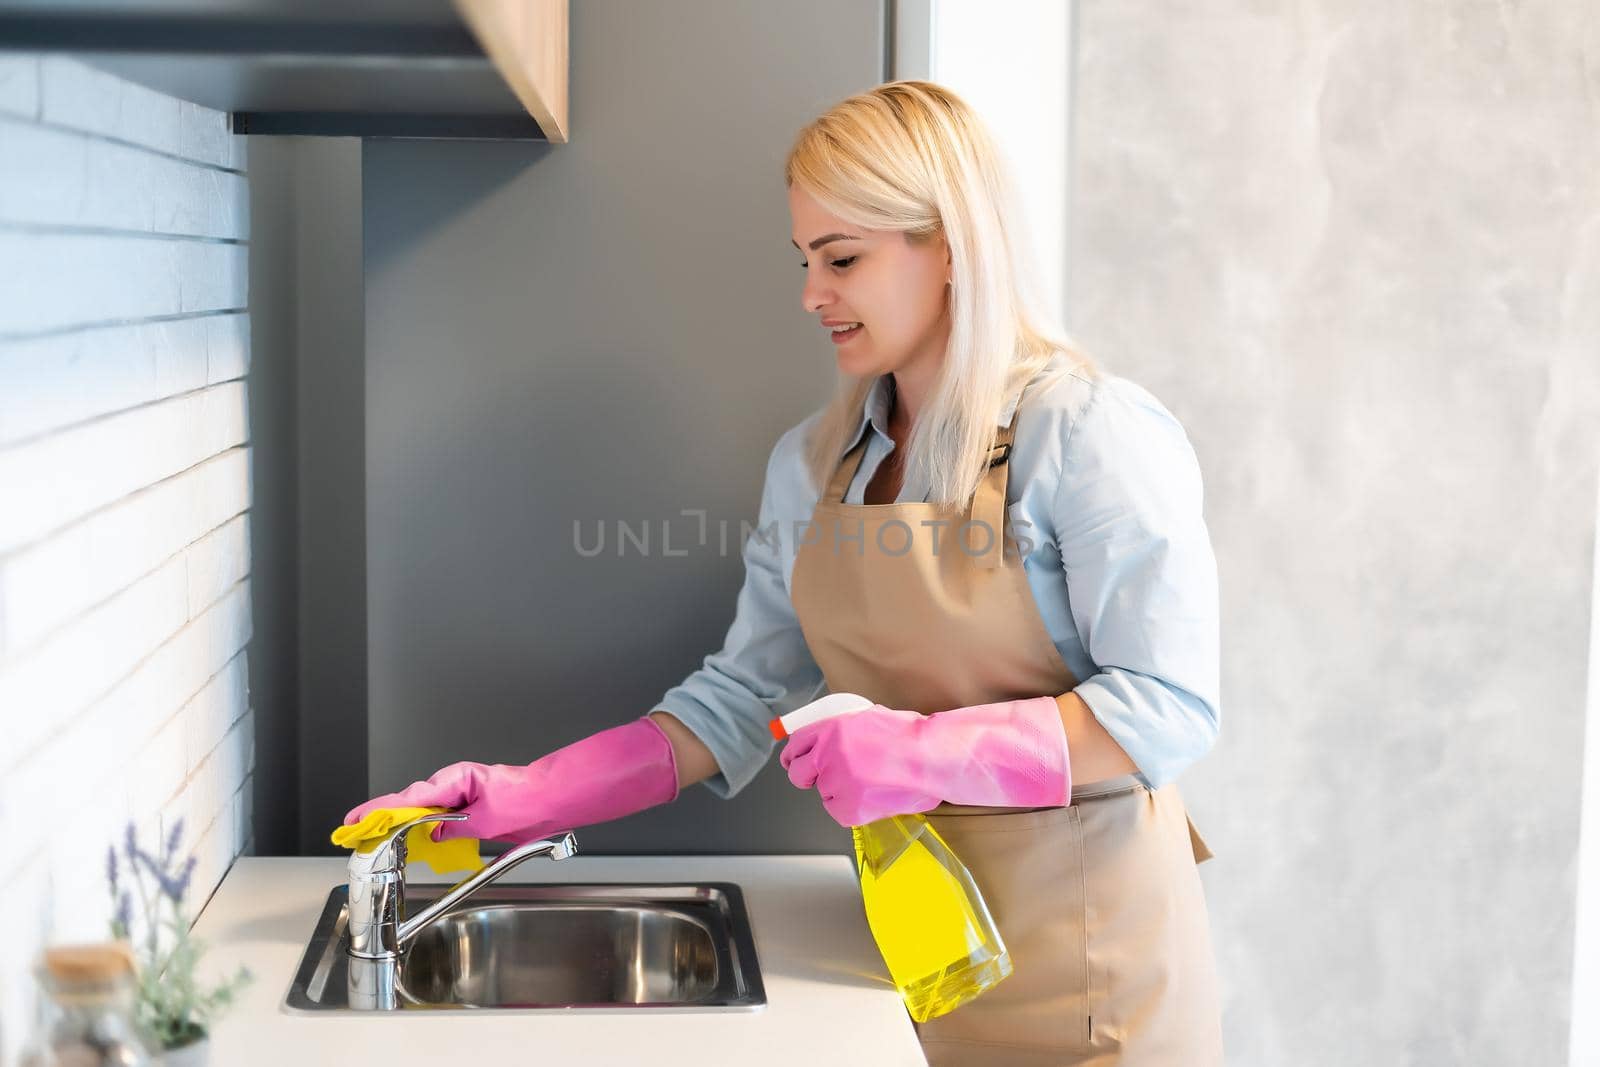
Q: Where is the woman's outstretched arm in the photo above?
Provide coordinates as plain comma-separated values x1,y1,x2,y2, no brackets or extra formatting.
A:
649,709,722,790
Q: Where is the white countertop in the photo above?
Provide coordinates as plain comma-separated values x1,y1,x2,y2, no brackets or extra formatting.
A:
191,854,928,1065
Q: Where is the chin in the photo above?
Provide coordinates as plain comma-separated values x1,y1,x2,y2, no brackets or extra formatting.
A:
835,345,880,375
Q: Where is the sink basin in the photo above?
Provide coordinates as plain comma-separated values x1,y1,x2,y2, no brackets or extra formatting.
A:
284,882,766,1013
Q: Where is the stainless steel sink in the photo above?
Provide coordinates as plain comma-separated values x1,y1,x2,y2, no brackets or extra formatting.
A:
284,882,766,1013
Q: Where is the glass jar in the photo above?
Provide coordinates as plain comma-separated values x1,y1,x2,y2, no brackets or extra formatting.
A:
19,942,156,1067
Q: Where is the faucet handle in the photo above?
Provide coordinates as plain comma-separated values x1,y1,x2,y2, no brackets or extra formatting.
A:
348,812,468,878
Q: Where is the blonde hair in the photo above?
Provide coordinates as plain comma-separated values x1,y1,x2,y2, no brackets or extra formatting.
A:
784,79,1103,506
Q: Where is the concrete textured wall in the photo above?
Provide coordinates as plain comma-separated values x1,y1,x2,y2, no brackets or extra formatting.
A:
1067,3,1600,1064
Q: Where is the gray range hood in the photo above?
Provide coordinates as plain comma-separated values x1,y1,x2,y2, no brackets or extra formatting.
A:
0,0,568,140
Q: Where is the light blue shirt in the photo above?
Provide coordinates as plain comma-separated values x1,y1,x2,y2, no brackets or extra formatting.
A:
655,357,1222,798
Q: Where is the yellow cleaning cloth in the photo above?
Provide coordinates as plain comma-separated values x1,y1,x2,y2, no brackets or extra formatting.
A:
330,806,486,877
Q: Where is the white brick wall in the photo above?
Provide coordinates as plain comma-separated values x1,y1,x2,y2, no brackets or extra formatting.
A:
0,54,253,1062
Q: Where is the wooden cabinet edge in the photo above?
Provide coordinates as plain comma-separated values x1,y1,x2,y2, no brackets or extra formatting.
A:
452,0,571,143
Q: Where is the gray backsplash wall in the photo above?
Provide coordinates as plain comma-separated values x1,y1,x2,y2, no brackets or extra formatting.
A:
246,135,365,858
360,0,886,855
1067,3,1600,1064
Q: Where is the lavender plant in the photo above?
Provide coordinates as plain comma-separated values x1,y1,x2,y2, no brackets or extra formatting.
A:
106,818,252,1049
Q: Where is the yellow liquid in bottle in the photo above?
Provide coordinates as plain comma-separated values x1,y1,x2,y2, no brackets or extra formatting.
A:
853,814,1013,1023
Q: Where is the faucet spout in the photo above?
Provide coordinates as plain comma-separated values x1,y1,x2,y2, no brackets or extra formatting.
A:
344,811,578,962
395,831,578,950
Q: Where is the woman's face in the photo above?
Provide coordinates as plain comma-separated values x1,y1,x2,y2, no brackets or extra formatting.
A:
788,185,951,381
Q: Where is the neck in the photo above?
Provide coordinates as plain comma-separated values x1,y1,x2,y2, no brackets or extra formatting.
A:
885,301,951,434
885,378,906,440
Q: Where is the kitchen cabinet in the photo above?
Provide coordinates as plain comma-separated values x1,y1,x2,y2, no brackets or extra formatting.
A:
0,0,568,140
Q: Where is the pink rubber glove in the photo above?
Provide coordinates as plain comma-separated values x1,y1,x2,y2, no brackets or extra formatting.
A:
778,696,1071,828
342,715,681,845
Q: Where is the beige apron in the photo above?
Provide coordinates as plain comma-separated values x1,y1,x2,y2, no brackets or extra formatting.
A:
788,388,1225,1066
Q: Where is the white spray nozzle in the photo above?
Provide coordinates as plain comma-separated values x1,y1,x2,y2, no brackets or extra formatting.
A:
768,692,875,740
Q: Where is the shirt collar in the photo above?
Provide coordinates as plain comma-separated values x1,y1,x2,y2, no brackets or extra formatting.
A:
840,373,895,454
841,372,1030,455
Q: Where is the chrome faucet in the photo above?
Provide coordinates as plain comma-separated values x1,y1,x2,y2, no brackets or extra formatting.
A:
345,812,578,964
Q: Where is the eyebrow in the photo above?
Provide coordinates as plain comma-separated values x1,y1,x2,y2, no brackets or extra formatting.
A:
791,233,862,252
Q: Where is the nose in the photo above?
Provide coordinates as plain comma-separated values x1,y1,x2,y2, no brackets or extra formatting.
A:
800,266,834,315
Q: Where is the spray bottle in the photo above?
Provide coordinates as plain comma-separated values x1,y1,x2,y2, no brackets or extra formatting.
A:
770,693,1013,1022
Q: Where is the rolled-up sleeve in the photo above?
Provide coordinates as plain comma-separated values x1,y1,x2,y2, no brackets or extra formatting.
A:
654,425,825,798
1054,382,1222,790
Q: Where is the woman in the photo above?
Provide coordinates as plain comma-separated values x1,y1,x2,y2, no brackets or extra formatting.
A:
344,80,1224,1065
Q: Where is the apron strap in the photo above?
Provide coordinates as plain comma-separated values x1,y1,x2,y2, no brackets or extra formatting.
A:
823,433,871,504
969,417,1018,569
822,381,1027,529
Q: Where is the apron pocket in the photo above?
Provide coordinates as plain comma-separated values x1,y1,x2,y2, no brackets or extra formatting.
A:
916,805,1092,1054
1071,785,1225,1062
